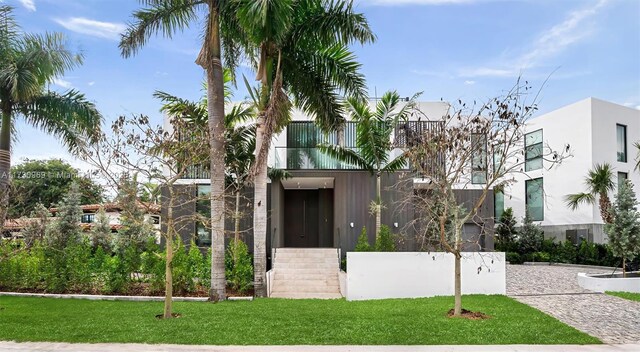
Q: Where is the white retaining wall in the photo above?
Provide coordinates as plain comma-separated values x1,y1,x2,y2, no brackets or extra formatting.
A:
577,272,640,293
346,252,506,301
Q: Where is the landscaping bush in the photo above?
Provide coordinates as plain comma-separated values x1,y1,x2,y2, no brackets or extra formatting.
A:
506,252,523,264
375,225,396,252
225,239,253,294
552,241,577,264
355,226,372,252
577,240,599,265
531,251,550,262
518,216,543,254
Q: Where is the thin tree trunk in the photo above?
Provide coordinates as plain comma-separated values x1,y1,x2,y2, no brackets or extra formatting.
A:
0,108,12,232
454,252,462,316
164,198,174,319
375,173,381,236
253,114,268,297
164,230,173,319
198,2,226,302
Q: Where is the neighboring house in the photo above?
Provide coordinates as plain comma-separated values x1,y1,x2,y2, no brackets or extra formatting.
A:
163,100,496,259
501,98,640,244
2,203,161,239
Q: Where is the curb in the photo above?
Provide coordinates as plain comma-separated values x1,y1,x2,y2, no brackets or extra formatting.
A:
0,291,209,302
522,262,621,271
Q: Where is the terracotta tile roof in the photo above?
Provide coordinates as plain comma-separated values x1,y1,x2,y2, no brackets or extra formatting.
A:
49,202,160,215
3,217,123,232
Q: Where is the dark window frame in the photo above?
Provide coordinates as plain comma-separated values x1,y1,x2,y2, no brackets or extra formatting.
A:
616,124,627,163
525,177,544,221
471,133,488,184
525,129,543,172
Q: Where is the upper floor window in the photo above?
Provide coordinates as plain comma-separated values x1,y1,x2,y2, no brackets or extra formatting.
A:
471,133,487,184
525,177,544,221
494,190,504,221
525,129,543,172
81,214,95,223
616,124,627,162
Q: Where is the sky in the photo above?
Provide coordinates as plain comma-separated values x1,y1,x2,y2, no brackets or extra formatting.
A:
4,0,640,170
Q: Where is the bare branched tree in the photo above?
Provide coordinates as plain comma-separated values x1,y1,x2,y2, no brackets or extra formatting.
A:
399,80,570,317
82,115,212,319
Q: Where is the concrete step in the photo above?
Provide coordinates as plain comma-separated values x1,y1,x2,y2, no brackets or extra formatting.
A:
274,256,338,264
274,272,338,281
274,262,338,270
273,285,340,293
269,291,343,299
273,279,340,288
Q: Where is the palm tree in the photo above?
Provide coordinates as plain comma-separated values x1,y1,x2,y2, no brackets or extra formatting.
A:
319,91,418,236
565,163,615,223
235,0,375,296
0,6,102,228
120,0,250,302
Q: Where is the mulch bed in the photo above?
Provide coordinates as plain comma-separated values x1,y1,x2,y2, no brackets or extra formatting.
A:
447,308,490,320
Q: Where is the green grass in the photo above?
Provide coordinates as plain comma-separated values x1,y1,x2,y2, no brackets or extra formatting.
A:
606,291,640,302
0,295,599,345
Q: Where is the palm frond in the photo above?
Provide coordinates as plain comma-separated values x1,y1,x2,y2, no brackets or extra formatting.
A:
564,192,596,210
154,90,207,125
317,143,371,172
119,0,203,58
586,163,615,194
634,141,640,171
19,90,103,154
383,153,408,173
267,167,291,181
225,103,256,128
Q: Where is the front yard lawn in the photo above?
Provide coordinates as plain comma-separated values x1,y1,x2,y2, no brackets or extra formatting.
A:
606,291,640,302
0,295,599,345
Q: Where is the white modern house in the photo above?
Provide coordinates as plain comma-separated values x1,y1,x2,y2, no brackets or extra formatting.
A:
501,98,640,243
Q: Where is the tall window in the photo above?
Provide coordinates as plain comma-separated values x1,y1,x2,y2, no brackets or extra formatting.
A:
525,178,544,221
471,133,487,184
494,191,504,221
617,124,627,162
196,185,211,246
525,129,543,171
81,214,95,224
618,172,628,193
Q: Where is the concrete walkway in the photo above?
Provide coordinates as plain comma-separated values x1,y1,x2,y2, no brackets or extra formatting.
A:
0,342,639,352
507,265,640,344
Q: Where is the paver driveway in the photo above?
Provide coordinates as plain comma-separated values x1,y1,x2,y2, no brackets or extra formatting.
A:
507,265,640,344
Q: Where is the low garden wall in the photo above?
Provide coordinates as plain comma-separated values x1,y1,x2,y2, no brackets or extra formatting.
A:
577,271,640,293
346,252,506,301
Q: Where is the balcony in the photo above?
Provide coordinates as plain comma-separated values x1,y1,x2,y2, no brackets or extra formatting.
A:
273,147,362,170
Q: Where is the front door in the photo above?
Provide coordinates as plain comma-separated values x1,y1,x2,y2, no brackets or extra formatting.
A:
284,190,319,247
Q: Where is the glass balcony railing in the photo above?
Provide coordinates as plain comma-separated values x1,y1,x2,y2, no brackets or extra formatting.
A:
273,147,362,170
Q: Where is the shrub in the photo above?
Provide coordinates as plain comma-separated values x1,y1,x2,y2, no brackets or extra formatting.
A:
553,241,577,264
101,254,128,294
506,252,523,264
65,240,94,292
355,226,371,252
187,241,206,287
496,207,517,243
531,251,550,262
577,240,599,265
375,225,396,252
518,215,544,254
225,239,253,294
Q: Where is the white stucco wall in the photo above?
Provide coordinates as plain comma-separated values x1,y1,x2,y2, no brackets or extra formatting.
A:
346,252,506,301
503,98,640,238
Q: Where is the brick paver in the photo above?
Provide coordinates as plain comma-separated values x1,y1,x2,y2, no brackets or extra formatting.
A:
507,265,640,344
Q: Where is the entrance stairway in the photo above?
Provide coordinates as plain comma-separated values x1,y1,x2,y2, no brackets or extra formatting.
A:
269,248,343,299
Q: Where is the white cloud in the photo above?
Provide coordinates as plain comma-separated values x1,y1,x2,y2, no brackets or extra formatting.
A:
360,0,478,5
52,78,72,89
53,17,126,40
19,0,36,12
459,0,609,78
88,81,95,86
464,80,476,85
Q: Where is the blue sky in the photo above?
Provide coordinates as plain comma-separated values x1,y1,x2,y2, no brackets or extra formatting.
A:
5,0,640,169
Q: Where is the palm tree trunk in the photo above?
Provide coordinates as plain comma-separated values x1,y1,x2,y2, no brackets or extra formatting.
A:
599,193,613,224
253,114,268,297
375,172,381,236
234,188,241,267
0,108,11,232
198,2,226,302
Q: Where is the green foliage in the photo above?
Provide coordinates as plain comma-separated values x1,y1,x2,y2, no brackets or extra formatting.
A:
577,240,599,265
531,252,550,262
604,180,640,265
505,252,523,264
517,215,543,254
354,226,371,252
44,182,83,250
225,239,253,294
375,225,396,252
20,203,50,246
91,206,113,252
552,241,577,264
496,208,517,243
171,240,194,295
8,159,104,218
115,177,155,253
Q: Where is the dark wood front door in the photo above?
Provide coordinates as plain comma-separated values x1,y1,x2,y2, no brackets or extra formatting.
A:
284,190,319,247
